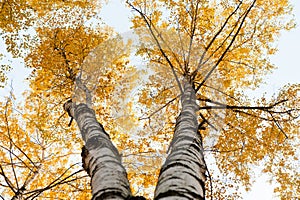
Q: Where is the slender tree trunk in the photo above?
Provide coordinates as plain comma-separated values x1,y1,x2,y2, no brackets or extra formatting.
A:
154,80,206,200
67,102,132,200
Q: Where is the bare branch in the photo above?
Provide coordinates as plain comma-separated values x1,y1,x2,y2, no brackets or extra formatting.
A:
197,83,241,102
4,98,19,192
199,112,218,131
185,1,200,74
192,0,243,78
139,94,180,120
269,112,288,139
195,0,256,93
0,144,36,173
127,1,184,94
198,98,288,111
0,164,15,194
25,166,86,199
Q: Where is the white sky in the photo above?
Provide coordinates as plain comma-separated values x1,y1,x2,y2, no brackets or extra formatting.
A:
0,0,299,199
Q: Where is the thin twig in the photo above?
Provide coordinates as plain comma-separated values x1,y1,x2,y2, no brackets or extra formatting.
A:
192,0,243,78
195,0,256,93
127,1,184,94
139,95,181,120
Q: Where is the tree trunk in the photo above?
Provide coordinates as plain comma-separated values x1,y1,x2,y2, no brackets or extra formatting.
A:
154,80,206,200
70,103,132,200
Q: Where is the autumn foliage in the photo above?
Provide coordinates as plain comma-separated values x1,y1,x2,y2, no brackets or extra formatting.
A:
0,0,299,199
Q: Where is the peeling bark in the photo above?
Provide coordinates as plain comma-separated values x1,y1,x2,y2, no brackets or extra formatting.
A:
154,81,206,200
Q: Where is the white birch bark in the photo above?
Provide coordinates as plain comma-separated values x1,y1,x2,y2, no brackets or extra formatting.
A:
154,81,206,200
68,103,132,200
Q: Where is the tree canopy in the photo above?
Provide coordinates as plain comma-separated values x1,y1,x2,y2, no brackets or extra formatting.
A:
0,0,299,199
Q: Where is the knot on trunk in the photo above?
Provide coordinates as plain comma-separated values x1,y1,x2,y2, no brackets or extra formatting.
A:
63,99,74,126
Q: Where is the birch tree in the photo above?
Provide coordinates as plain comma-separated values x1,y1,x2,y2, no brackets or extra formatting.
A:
126,0,300,199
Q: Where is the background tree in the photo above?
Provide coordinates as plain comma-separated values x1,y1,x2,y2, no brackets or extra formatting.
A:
0,0,132,199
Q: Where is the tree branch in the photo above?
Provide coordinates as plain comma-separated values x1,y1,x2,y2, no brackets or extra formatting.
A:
192,0,243,78
195,0,256,93
198,98,288,111
139,94,180,120
127,1,184,94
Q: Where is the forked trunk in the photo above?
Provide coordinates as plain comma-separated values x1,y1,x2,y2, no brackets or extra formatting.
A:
154,80,206,200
